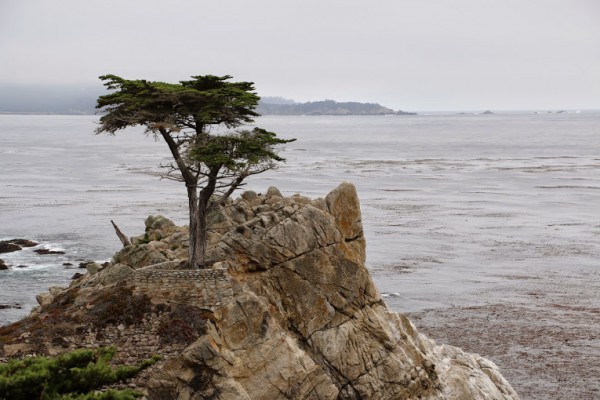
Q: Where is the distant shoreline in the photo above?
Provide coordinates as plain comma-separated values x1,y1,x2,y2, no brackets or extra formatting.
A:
1,109,598,117
257,99,417,116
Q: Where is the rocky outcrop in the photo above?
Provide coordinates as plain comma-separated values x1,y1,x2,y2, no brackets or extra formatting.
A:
8,239,38,248
146,182,517,399
112,215,188,268
34,249,66,255
0,183,519,399
0,239,38,254
0,241,21,254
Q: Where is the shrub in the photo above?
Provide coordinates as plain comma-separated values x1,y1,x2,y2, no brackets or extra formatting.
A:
0,347,159,400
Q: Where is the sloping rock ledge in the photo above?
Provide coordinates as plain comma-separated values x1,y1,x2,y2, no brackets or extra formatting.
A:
0,183,519,400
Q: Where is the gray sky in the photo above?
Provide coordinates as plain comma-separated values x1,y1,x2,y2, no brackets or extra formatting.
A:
1,0,599,111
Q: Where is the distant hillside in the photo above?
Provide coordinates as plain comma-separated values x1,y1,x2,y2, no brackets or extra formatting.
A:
0,84,101,114
260,96,296,105
0,85,416,116
257,99,416,116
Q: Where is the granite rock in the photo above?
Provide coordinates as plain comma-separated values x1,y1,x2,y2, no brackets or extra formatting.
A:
2,183,519,400
146,183,519,400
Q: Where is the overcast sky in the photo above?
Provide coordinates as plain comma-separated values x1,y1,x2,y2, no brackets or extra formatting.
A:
1,0,599,111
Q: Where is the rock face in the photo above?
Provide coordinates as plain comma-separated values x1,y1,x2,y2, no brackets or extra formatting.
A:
148,183,517,399
0,183,519,399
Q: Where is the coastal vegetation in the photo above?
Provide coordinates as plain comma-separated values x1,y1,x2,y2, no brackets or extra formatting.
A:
95,74,294,268
0,347,158,400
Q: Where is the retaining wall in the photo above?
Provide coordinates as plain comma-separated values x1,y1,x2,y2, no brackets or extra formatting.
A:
132,268,233,310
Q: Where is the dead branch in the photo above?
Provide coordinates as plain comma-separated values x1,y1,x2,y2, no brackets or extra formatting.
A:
111,220,131,247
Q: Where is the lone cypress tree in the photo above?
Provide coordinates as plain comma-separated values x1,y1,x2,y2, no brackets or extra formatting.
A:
96,75,293,268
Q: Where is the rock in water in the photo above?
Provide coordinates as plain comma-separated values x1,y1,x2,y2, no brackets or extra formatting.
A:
0,183,519,400
8,238,38,247
0,303,21,310
0,238,38,254
33,249,65,255
0,241,21,253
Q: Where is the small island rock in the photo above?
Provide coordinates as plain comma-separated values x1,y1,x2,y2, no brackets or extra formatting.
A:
9,239,38,247
0,241,21,253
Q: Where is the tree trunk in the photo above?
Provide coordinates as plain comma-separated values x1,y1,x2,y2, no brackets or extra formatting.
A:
158,128,204,269
196,192,210,269
194,166,220,269
187,185,204,269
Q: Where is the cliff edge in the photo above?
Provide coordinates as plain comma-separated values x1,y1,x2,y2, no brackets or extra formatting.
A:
0,183,519,399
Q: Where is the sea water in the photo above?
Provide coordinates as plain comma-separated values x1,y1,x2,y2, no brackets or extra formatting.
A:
1,112,599,324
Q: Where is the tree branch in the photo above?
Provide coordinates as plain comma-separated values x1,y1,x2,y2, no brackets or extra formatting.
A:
158,127,196,186
111,220,131,247
217,169,249,204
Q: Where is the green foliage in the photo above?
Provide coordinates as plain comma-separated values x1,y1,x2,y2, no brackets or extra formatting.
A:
0,347,159,400
190,128,295,171
94,74,292,186
96,74,259,135
96,73,295,267
94,73,289,192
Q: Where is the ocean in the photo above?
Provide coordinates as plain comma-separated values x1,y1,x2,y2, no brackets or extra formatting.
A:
1,112,599,325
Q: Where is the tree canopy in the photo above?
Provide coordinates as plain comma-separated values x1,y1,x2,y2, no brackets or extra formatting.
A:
96,74,294,268
96,74,259,135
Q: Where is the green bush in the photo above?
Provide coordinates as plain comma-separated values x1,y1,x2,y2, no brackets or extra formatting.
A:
0,347,159,400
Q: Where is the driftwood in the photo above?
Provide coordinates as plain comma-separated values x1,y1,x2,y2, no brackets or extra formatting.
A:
110,220,131,247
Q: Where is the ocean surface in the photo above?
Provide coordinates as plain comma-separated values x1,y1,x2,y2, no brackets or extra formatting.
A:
1,112,599,325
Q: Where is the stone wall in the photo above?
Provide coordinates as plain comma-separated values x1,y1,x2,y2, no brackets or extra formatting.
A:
80,317,180,361
76,267,235,384
132,268,233,310
77,314,194,389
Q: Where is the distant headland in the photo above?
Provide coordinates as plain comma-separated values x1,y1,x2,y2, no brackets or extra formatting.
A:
0,85,416,116
258,97,417,116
